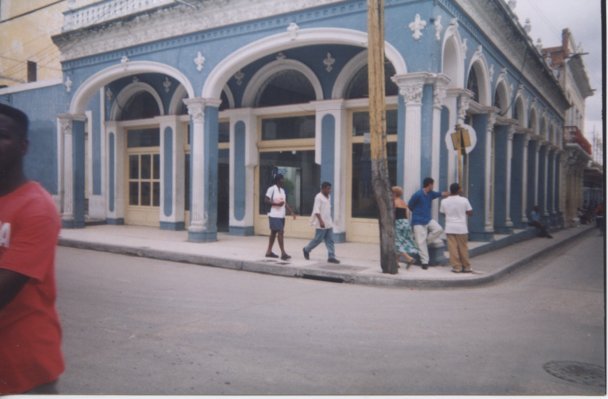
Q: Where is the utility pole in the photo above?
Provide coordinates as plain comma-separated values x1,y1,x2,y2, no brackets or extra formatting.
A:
368,0,398,274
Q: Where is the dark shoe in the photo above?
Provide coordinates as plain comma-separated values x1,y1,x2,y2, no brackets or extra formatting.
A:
303,248,310,260
547,235,553,239
281,253,291,261
422,264,429,270
265,252,279,258
462,269,472,273
328,258,340,264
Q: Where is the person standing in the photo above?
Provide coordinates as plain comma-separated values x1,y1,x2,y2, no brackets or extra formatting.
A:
303,182,340,264
391,186,419,268
528,205,553,238
0,103,64,394
264,173,295,260
440,183,473,273
407,177,447,269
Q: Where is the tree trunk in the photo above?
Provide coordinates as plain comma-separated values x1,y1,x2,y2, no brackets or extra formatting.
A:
368,0,398,274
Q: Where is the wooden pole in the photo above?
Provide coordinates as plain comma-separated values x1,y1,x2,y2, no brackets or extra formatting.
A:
368,0,398,274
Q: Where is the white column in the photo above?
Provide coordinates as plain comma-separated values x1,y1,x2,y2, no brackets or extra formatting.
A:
505,126,514,227
392,74,427,198
484,112,496,232
184,98,207,236
58,115,73,222
521,134,530,223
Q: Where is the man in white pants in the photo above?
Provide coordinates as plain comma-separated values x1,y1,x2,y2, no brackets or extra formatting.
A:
407,177,447,269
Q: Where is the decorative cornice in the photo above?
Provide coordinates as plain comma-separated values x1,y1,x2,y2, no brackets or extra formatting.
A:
53,0,349,63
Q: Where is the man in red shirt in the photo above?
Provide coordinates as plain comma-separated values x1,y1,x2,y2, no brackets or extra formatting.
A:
0,103,64,394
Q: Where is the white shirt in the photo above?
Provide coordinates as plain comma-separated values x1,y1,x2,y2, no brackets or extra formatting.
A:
440,195,472,234
265,185,286,218
310,192,333,229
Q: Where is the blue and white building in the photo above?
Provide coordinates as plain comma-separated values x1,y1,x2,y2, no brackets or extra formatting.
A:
0,0,572,243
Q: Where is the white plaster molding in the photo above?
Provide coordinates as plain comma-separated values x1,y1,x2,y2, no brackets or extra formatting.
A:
408,13,427,40
323,52,336,72
70,60,195,114
203,27,407,99
64,76,73,92
434,15,443,41
287,22,300,40
193,51,206,72
241,59,323,107
163,76,172,93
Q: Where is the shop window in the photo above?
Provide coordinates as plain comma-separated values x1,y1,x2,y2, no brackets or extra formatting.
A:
219,121,230,143
127,128,161,147
467,67,480,103
345,62,397,99
261,115,315,140
258,150,320,216
351,142,397,218
128,153,160,207
352,110,397,136
257,70,316,107
119,92,160,120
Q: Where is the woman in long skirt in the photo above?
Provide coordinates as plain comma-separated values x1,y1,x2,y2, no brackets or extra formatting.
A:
392,186,420,268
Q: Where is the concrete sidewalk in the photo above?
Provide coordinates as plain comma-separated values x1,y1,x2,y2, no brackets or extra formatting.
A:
58,224,597,288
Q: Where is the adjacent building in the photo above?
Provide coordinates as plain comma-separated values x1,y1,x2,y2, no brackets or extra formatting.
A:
0,0,583,243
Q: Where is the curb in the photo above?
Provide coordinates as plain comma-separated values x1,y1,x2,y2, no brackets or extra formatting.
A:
58,226,595,289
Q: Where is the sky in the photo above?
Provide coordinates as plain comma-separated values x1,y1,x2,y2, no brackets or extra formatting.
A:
512,0,603,147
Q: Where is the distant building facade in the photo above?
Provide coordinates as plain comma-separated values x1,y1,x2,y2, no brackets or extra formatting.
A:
1,0,575,243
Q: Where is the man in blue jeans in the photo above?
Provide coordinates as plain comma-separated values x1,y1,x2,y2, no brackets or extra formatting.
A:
408,177,448,269
303,182,340,264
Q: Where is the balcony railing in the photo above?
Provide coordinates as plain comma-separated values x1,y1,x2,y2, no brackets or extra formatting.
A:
564,126,592,155
63,0,176,32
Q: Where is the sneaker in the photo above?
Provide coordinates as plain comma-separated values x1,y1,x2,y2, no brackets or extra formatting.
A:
462,269,472,273
303,248,310,260
265,252,279,258
451,268,462,273
281,254,291,261
328,258,340,264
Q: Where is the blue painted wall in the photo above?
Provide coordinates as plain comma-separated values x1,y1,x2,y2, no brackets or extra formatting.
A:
0,84,67,194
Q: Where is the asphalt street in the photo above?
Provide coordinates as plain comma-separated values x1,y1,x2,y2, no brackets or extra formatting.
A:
54,233,605,395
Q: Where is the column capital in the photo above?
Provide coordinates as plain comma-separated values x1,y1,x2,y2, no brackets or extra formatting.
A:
392,72,435,105
183,97,206,124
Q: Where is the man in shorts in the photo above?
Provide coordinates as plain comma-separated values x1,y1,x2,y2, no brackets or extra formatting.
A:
0,103,64,394
264,173,295,260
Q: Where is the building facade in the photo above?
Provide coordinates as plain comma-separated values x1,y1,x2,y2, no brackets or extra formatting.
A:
0,0,573,243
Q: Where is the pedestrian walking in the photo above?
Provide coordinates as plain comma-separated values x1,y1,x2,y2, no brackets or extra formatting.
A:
440,183,473,273
0,103,64,394
264,173,295,260
407,177,447,269
303,182,340,264
391,186,419,268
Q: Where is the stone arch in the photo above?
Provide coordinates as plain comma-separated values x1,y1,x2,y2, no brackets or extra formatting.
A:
332,50,367,99
168,84,234,114
70,60,195,115
466,54,491,106
241,59,323,107
441,24,464,88
110,82,164,120
540,114,548,140
202,27,407,99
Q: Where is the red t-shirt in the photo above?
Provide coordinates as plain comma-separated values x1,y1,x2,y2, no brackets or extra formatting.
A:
0,181,64,394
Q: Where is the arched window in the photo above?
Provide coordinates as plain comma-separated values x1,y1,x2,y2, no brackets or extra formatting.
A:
119,91,161,121
494,84,508,115
345,62,397,99
256,70,316,107
466,67,479,103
